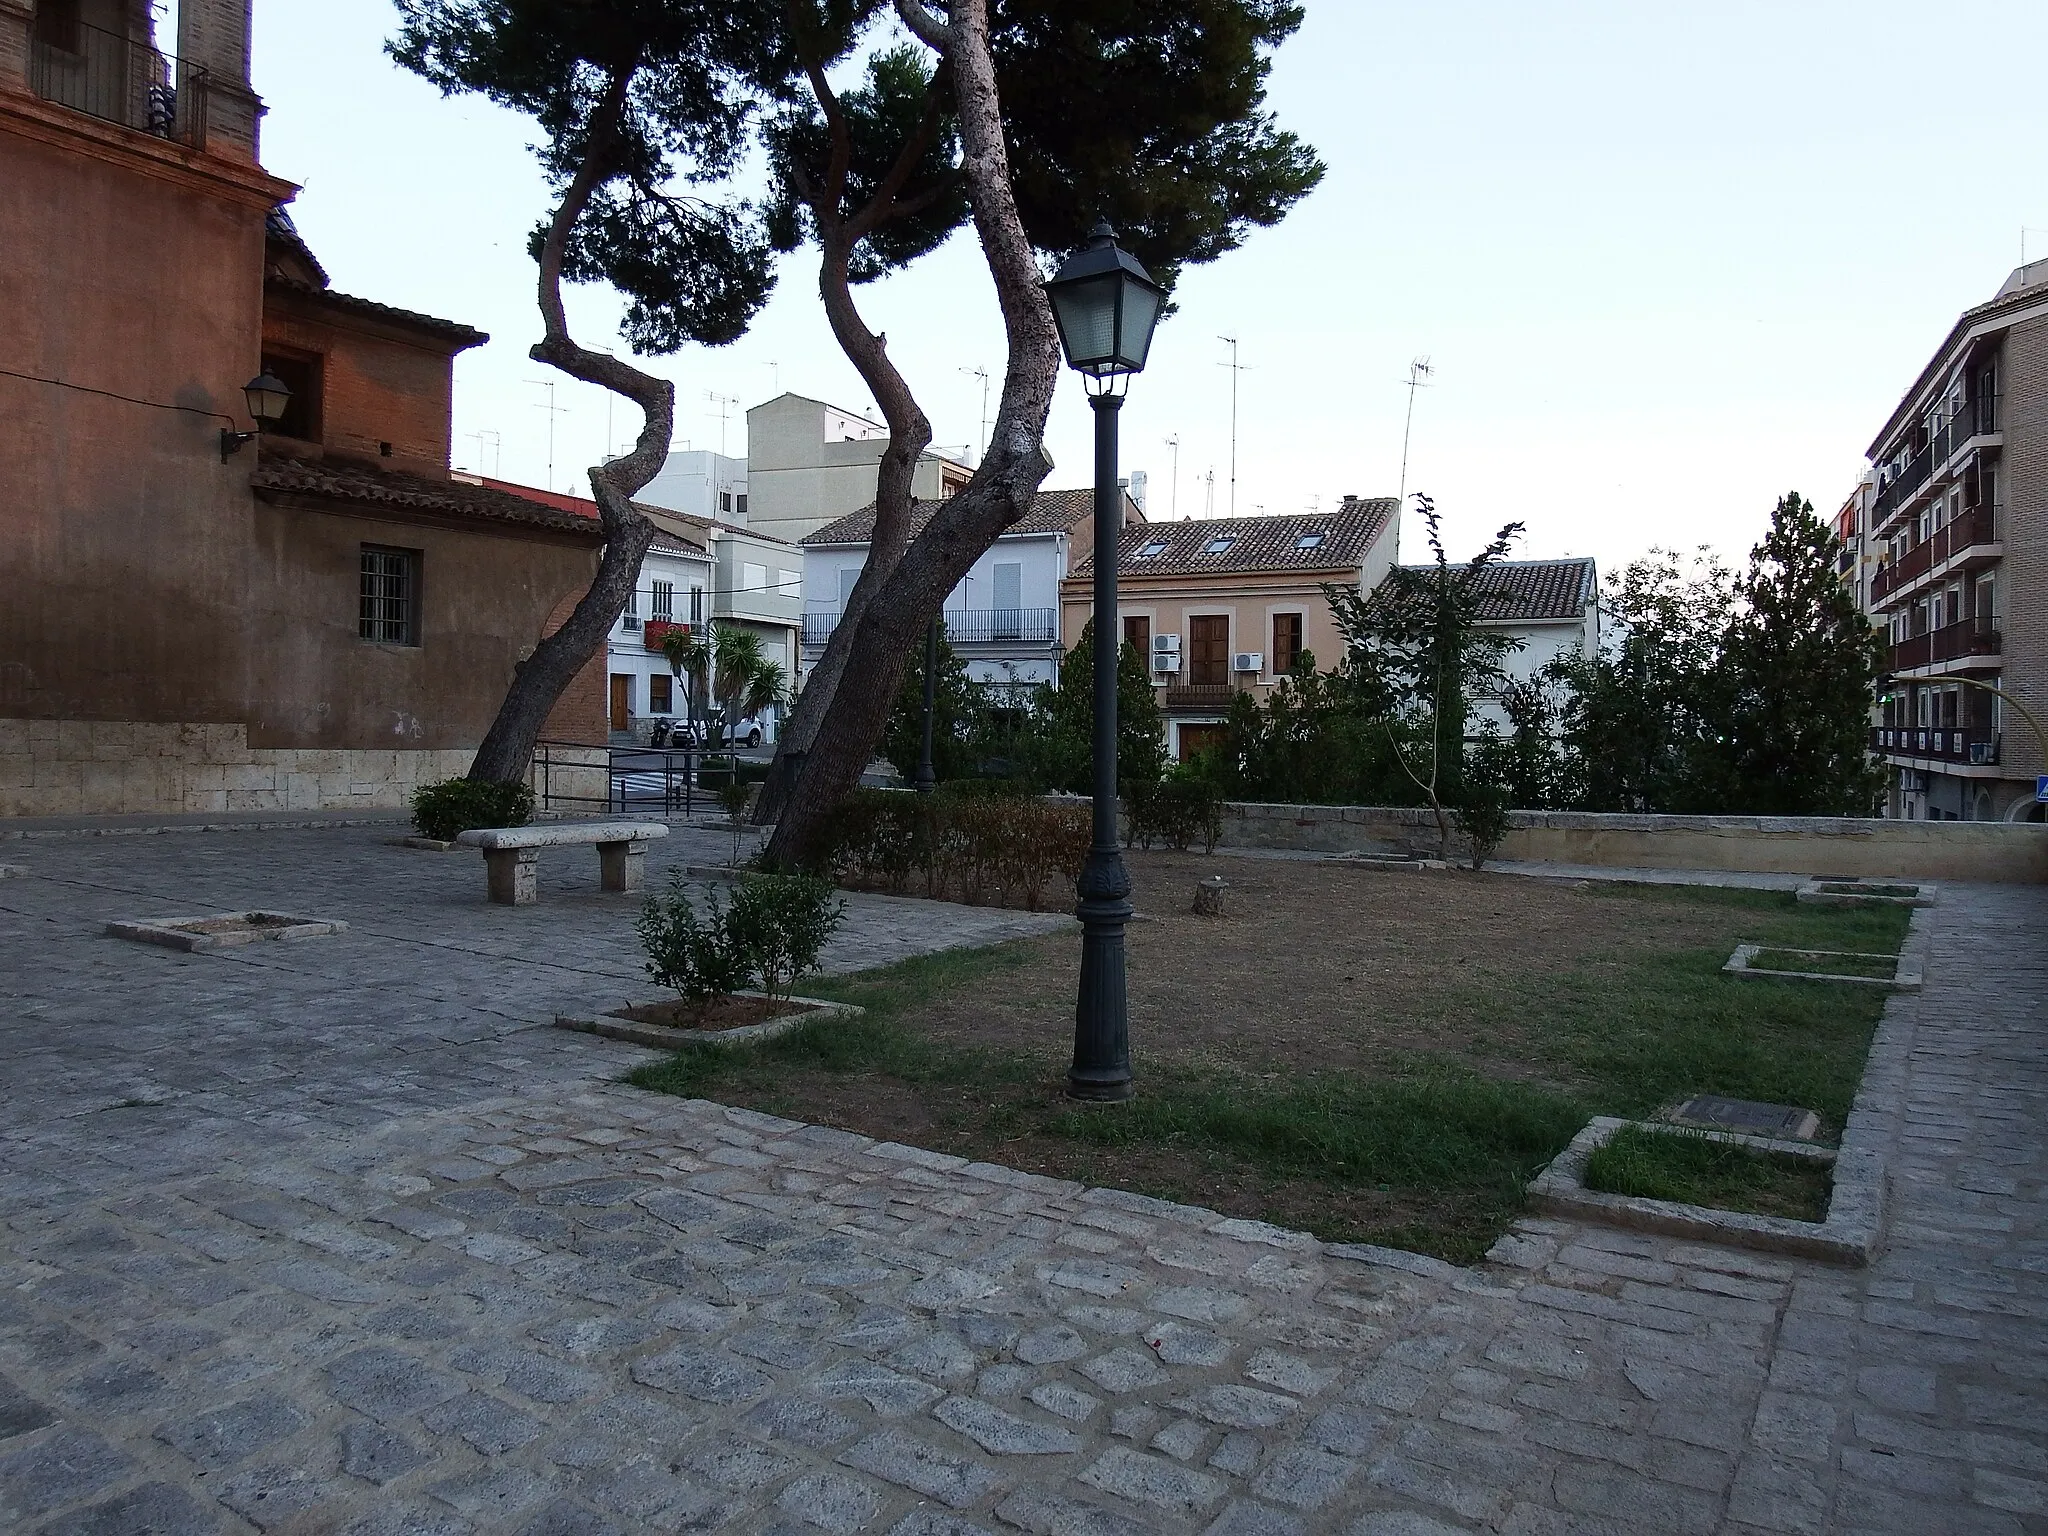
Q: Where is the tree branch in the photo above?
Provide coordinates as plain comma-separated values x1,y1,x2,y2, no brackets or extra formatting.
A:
893,0,952,49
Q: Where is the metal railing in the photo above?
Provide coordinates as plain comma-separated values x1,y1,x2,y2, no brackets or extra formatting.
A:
533,741,697,818
1872,393,2001,524
1161,684,1237,712
1888,613,2002,673
802,605,1058,647
1871,726,1999,766
30,18,205,143
1870,503,2001,603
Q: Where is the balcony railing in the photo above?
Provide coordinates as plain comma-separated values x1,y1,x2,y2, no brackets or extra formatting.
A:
1871,727,2000,766
1888,613,2001,673
1870,503,2001,603
802,605,1057,647
1871,394,2001,525
30,19,205,143
1161,683,1237,713
1871,444,1931,523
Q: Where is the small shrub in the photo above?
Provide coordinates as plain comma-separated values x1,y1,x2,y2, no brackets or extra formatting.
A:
717,780,755,866
724,873,846,998
636,876,752,1016
1128,763,1223,853
411,778,534,842
815,788,1087,909
1451,782,1513,870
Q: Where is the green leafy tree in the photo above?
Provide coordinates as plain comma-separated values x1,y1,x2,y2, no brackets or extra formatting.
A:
1019,622,1164,799
1328,498,1525,854
390,1,781,783
882,625,984,783
1219,652,1416,807
1717,494,1885,814
1548,547,1739,812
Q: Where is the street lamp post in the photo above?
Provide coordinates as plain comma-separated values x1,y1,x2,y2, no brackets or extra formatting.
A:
1044,221,1165,1103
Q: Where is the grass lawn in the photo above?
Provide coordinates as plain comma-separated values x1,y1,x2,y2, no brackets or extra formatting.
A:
630,853,1909,1261
1582,1124,1833,1222
1749,947,1900,980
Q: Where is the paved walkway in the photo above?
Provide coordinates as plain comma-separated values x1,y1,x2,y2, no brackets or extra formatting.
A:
0,827,2041,1534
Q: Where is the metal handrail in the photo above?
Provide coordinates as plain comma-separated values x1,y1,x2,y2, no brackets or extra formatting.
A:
803,606,1059,647
533,740,697,818
30,17,205,143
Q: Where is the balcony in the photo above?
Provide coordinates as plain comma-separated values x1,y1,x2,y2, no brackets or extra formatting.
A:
30,19,205,143
1887,613,2001,673
1870,444,1931,523
1161,683,1237,714
1871,394,2000,525
1870,503,2001,603
802,606,1056,648
1871,726,2000,767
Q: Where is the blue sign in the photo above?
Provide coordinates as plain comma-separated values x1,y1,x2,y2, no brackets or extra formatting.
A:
2038,776,2048,804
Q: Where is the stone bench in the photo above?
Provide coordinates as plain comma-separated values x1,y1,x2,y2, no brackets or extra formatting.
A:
457,822,669,906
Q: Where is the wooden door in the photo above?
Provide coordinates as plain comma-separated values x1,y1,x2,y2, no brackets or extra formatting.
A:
1188,615,1229,686
609,674,632,732
1178,723,1228,761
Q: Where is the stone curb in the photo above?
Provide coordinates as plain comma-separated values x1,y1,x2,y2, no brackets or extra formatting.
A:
3,814,409,840
1526,1115,1884,1266
104,911,351,953
1723,941,1923,990
554,993,864,1050
1795,878,1937,908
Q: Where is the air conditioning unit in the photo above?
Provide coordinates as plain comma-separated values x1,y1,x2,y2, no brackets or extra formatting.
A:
1969,740,1997,765
1232,651,1264,674
1151,634,1182,673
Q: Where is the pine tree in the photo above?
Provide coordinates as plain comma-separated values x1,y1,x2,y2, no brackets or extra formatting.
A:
1717,493,1884,814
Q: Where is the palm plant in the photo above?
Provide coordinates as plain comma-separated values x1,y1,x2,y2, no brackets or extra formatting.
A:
658,626,713,737
708,625,789,747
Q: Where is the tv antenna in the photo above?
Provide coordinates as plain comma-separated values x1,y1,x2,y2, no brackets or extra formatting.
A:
761,359,780,394
526,379,568,491
2025,227,2048,263
1201,467,1216,519
705,391,739,456
1163,435,1181,520
1217,337,1251,518
465,428,501,478
960,366,991,462
1397,357,1434,510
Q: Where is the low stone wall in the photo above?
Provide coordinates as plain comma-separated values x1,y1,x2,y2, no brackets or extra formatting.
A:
1218,801,2048,883
0,719,472,817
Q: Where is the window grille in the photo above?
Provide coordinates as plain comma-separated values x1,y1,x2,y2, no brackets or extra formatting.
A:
360,546,419,644
652,580,674,620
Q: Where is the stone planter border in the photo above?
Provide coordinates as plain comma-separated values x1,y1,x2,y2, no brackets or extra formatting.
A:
1795,878,1936,909
106,911,348,953
555,992,863,1050
1724,942,1922,991
393,836,461,852
1528,1115,1883,1266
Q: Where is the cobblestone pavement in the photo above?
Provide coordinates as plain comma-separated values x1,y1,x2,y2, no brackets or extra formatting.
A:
0,828,2042,1534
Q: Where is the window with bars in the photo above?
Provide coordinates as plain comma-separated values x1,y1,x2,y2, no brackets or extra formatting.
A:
689,586,705,625
360,546,420,645
652,580,675,620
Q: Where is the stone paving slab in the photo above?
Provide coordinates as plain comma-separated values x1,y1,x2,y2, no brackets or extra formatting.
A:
0,827,2043,1533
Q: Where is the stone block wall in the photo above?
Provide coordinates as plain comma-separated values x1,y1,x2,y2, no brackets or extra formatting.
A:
0,718,471,817
1217,801,2048,883
2003,314,2047,784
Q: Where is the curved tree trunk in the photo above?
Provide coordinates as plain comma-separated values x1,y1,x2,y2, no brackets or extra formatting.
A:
468,64,675,786
761,0,1062,867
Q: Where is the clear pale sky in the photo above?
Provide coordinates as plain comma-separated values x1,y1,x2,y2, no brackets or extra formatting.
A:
251,2,2048,571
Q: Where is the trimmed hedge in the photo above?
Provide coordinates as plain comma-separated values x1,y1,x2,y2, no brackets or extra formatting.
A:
411,778,534,843
816,786,1089,910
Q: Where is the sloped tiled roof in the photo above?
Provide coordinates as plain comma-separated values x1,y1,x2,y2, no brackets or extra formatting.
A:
801,488,1132,546
1391,557,1597,622
252,455,604,540
265,275,488,348
1071,497,1395,580
264,207,329,286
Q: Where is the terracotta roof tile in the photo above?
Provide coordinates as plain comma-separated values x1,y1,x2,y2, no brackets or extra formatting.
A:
1390,557,1597,621
800,488,1126,546
265,275,487,349
1072,498,1396,579
251,455,604,540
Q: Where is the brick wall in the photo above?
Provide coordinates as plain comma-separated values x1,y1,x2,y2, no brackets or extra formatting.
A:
2003,316,2048,784
262,292,457,472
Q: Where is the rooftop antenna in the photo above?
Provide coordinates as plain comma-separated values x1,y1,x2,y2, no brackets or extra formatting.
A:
761,359,780,395
705,391,739,456
960,366,991,462
1217,337,1250,518
1308,492,1321,514
2026,227,2048,263
1397,356,1434,510
527,379,568,490
466,428,502,478
1163,435,1180,520
1201,467,1215,519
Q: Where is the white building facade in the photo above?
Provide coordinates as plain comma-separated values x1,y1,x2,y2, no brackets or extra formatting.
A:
1455,557,1600,735
637,449,750,525
607,535,717,736
747,393,973,547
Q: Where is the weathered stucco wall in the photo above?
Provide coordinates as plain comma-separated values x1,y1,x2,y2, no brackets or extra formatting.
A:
1218,801,2048,883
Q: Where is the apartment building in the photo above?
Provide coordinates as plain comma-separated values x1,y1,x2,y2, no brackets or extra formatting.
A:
1456,558,1600,734
745,393,973,546
801,490,1141,701
1859,257,2048,822
1065,498,1399,760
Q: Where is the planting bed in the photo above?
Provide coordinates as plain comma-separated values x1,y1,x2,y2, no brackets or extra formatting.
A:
105,910,347,952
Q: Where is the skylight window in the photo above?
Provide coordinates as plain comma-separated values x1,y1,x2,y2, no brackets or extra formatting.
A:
1136,540,1169,559
1296,533,1325,549
1202,537,1235,555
